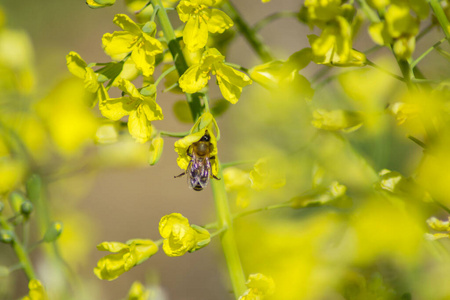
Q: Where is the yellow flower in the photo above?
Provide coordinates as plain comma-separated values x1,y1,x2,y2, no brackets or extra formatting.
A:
36,78,100,156
177,0,233,52
127,281,151,300
174,112,219,176
249,158,286,191
66,51,109,107
238,273,275,300
308,16,366,66
22,279,48,300
179,48,252,104
159,213,210,257
102,14,163,77
224,167,252,208
94,239,158,281
426,217,450,240
99,78,163,143
311,109,364,132
87,0,115,9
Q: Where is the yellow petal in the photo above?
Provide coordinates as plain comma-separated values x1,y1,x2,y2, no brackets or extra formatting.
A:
66,51,87,79
207,9,233,33
102,31,136,60
183,14,209,52
216,63,252,104
179,64,210,93
99,96,140,121
113,14,141,36
128,106,153,143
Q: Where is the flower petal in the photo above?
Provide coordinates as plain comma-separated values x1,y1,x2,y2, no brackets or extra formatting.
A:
102,31,136,60
183,14,209,52
99,96,140,121
179,64,210,94
128,106,153,143
216,63,252,104
113,14,141,36
207,9,233,33
66,51,87,79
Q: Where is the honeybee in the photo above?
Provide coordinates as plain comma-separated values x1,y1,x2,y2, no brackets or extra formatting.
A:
175,130,220,191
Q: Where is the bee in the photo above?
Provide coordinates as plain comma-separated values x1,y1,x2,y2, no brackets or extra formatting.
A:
175,130,220,191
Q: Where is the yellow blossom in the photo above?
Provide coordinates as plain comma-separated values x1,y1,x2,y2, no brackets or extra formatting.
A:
99,78,163,143
308,17,366,66
22,280,48,300
94,239,158,281
312,109,364,132
159,213,210,257
127,281,151,300
179,48,252,104
250,158,286,191
102,14,163,77
177,0,233,52
239,273,275,300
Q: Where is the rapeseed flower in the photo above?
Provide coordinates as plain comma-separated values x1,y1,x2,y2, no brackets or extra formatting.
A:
177,0,233,52
159,213,210,257
102,14,163,77
179,48,252,104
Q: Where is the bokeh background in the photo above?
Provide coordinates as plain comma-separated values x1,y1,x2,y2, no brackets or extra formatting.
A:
1,0,450,299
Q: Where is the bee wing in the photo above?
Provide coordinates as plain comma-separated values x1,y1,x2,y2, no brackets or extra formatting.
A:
187,154,211,190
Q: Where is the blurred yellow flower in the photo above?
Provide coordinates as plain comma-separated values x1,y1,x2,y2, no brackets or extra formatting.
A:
177,0,233,52
179,48,252,104
148,135,164,166
312,109,363,132
87,0,115,9
36,78,99,156
127,281,151,300
308,17,366,66
224,167,252,208
94,239,158,281
22,279,48,300
102,14,163,77
426,216,450,240
250,158,286,191
159,213,210,257
239,273,275,300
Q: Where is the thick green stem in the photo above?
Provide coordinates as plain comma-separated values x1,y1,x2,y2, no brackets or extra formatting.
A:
150,0,203,120
211,163,247,298
221,1,274,62
0,217,36,280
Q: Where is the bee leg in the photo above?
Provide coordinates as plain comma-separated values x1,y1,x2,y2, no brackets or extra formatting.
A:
187,145,193,157
212,174,221,180
174,172,186,178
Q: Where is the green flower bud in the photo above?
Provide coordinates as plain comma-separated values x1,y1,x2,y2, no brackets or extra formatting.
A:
20,201,33,216
9,192,26,214
43,221,63,243
0,230,14,244
26,174,42,203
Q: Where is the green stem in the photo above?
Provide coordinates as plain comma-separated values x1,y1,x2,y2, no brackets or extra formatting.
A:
221,160,256,169
233,203,291,220
210,226,228,239
154,65,176,87
221,1,274,62
223,62,249,73
366,59,405,82
356,0,380,22
0,217,36,280
151,0,203,120
211,163,247,298
159,130,190,138
428,0,450,39
253,11,299,32
411,36,449,68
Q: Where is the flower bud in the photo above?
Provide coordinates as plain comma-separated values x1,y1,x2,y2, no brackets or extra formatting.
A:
0,230,14,244
43,221,63,243
9,192,26,214
20,201,33,216
148,136,164,166
26,174,42,203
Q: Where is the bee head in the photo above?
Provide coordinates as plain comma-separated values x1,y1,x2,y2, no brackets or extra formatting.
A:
200,131,210,142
